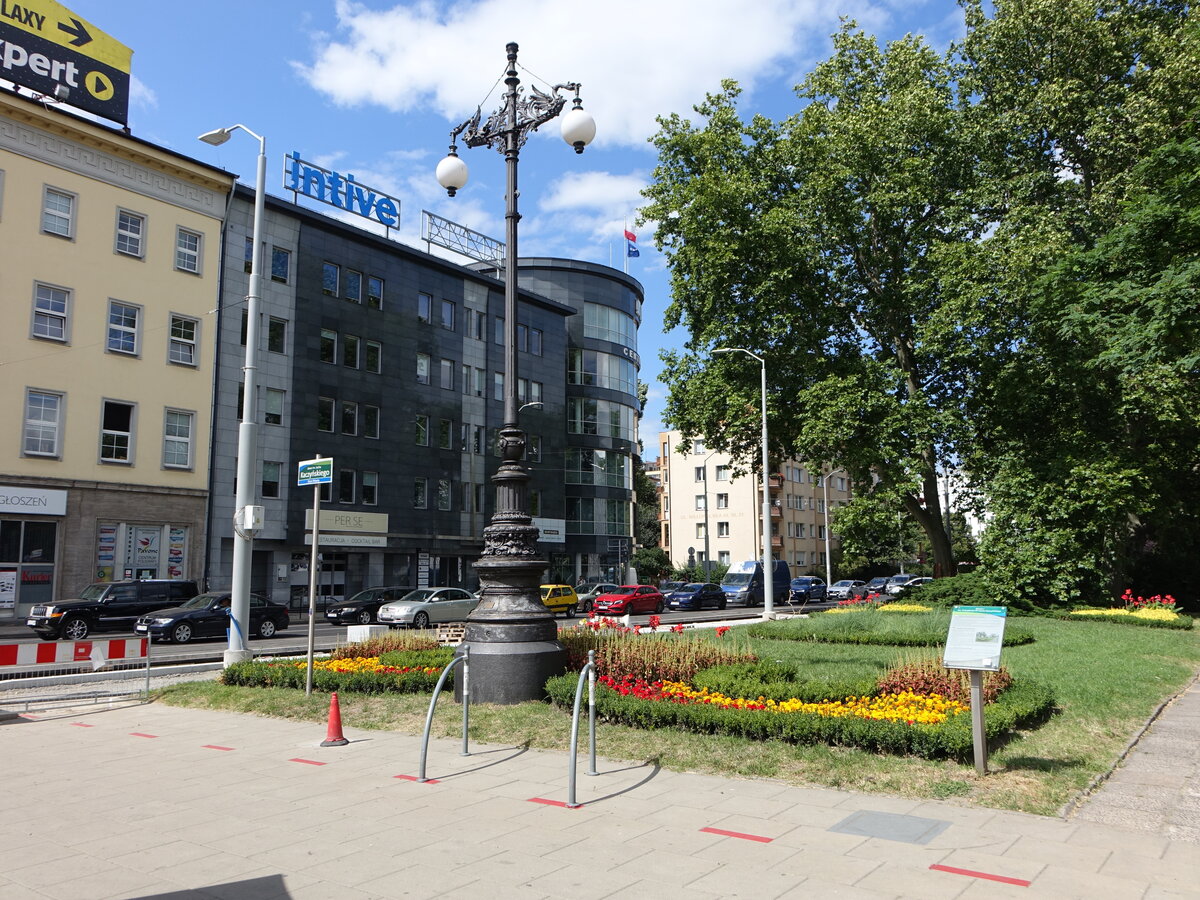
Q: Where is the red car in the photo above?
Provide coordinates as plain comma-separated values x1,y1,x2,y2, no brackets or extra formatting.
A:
593,585,665,616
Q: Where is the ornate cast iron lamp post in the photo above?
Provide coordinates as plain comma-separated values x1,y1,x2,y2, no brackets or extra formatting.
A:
436,42,595,703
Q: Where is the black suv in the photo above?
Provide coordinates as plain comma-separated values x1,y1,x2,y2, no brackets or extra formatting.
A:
26,580,199,641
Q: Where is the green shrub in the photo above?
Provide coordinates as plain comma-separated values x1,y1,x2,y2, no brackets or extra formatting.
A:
331,631,441,659
378,648,456,668
544,673,1055,761
221,658,444,694
905,571,1013,609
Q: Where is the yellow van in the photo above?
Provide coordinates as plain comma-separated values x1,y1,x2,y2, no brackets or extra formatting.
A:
539,584,580,618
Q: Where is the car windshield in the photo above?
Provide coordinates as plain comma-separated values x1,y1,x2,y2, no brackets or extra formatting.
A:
345,590,375,604
181,594,223,610
791,579,810,586
618,585,638,592
723,573,752,586
79,583,110,600
833,580,855,587
682,583,705,591
398,589,436,603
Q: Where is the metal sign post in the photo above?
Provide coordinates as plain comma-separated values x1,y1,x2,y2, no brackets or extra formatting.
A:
942,605,1008,775
298,457,333,697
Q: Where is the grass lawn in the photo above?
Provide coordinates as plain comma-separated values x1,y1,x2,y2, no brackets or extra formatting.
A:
155,615,1199,816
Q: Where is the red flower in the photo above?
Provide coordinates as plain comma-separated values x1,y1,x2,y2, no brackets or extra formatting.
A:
648,615,661,630
716,626,730,638
671,623,685,633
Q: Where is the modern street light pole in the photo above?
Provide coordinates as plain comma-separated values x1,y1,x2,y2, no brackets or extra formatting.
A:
714,347,774,618
199,124,266,666
822,465,832,586
436,43,595,704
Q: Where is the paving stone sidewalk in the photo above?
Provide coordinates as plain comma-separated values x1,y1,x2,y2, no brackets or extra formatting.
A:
1,694,1196,900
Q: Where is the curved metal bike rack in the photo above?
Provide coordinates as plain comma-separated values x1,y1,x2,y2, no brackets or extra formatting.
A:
418,645,470,783
567,649,598,808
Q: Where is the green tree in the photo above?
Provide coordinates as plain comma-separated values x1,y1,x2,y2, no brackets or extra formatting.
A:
643,26,978,579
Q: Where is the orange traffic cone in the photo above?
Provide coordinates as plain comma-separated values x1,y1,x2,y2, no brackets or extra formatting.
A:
321,691,349,747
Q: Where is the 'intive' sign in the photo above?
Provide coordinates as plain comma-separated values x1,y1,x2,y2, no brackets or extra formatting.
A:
284,151,401,229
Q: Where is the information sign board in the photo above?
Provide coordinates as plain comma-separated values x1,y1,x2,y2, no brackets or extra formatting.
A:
943,605,1008,671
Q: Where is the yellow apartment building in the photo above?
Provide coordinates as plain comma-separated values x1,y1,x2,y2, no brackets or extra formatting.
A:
0,89,235,618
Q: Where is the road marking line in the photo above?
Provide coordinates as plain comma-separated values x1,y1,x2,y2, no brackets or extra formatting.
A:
393,774,439,783
528,797,575,808
700,826,773,843
130,732,157,738
930,864,1031,886
203,745,234,751
289,758,326,766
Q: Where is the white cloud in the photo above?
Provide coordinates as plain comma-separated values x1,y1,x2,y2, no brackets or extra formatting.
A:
130,75,157,110
300,0,861,148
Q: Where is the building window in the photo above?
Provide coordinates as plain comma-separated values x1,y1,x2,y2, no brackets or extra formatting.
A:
473,367,485,397
695,495,706,511
23,390,62,456
439,418,452,449
415,414,429,446
719,551,731,565
517,323,528,351
343,334,360,369
413,477,427,509
339,469,356,503
527,434,542,463
440,299,456,331
317,397,335,432
100,401,135,463
437,479,452,510
439,358,454,390
320,329,337,364
32,283,69,342
365,340,381,373
364,405,380,439
243,236,254,274
106,301,140,355
341,401,358,435
267,317,287,353
416,353,430,384
115,210,144,257
695,467,704,482
271,247,290,283
261,461,281,498
322,262,339,295
166,315,198,366
362,471,378,505
367,276,383,309
418,292,432,323
696,523,706,539
42,187,75,237
692,440,706,454
344,270,362,303
264,389,284,426
493,372,504,401
718,521,730,537
716,493,729,509
529,489,542,517
163,410,194,469
175,228,202,273
530,381,542,403
531,328,543,356
467,309,485,340
494,316,504,344
715,465,730,481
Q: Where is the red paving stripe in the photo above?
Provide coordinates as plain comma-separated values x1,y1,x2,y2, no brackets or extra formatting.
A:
930,864,1031,887
394,774,439,784
289,758,326,766
528,797,576,808
18,713,40,719
202,745,234,751
71,723,95,728
700,826,774,843
130,732,157,738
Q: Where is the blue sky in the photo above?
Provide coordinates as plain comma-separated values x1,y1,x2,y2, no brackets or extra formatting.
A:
46,0,968,458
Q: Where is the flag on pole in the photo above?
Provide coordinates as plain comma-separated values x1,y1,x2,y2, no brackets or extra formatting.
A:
624,229,639,258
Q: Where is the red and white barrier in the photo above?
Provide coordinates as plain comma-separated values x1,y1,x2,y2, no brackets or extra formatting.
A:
0,638,147,668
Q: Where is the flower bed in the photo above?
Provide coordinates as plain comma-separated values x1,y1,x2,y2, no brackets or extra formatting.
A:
746,610,1034,647
222,649,452,693
1063,590,1190,629
545,671,1054,760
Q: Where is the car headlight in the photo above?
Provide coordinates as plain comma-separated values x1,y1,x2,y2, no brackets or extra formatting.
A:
150,617,174,625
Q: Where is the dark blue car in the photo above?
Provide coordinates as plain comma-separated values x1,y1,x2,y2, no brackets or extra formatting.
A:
667,582,727,611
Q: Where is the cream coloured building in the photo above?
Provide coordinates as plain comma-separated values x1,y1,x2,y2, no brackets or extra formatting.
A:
656,430,852,576
0,89,235,617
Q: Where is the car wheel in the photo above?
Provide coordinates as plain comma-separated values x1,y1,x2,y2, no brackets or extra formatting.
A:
61,617,89,641
171,622,192,644
719,596,727,610
564,603,577,618
654,600,664,614
356,609,372,625
413,611,430,630
582,600,593,614
258,619,277,639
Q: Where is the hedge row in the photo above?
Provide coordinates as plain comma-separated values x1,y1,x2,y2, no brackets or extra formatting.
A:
545,673,1055,761
222,658,447,694
743,614,1034,647
692,662,878,703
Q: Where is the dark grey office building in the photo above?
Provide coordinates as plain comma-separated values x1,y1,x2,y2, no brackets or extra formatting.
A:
206,186,640,603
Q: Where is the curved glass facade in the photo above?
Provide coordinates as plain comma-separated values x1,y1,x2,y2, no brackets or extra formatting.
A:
568,349,638,395
584,302,637,348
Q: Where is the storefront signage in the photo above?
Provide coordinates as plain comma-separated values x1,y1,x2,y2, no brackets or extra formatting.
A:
0,485,67,516
532,517,566,544
303,533,387,548
0,0,131,123
284,152,401,228
304,509,388,533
